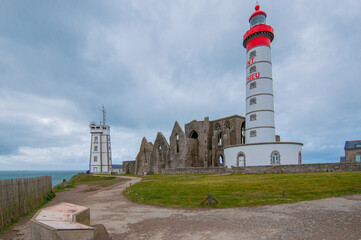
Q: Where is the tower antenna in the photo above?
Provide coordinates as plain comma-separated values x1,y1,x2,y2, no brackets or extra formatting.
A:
99,105,106,126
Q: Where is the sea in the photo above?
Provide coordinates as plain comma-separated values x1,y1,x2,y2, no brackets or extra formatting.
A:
0,170,85,186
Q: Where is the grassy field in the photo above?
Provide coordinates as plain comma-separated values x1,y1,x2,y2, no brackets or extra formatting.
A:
54,173,127,193
123,171,361,208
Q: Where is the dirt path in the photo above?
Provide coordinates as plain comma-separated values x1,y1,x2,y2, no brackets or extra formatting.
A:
1,176,361,240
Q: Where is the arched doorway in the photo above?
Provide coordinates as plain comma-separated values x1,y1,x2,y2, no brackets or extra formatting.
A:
237,152,246,167
218,154,224,167
188,130,199,167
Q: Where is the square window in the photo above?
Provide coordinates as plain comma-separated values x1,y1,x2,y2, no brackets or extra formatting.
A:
250,66,256,73
94,146,98,151
250,50,256,59
250,81,256,89
250,130,257,137
250,114,257,121
250,98,257,105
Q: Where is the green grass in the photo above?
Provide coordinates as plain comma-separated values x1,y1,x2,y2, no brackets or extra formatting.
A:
123,171,361,208
53,173,127,193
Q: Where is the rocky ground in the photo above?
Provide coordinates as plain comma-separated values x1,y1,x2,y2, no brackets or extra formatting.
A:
1,176,360,240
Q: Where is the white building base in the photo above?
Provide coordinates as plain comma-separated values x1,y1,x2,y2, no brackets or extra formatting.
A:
224,142,303,167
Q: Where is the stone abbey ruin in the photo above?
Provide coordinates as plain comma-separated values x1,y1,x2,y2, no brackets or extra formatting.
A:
123,115,246,175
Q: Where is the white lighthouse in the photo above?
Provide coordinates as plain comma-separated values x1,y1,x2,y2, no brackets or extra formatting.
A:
244,5,275,144
89,106,112,173
224,4,303,167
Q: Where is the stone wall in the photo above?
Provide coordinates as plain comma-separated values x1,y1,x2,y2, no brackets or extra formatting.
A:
133,115,246,174
185,118,211,167
150,132,170,174
161,167,227,175
122,161,136,174
232,162,361,174
135,137,153,175
169,121,187,169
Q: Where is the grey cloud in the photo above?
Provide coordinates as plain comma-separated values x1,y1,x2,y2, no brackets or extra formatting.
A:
0,0,359,169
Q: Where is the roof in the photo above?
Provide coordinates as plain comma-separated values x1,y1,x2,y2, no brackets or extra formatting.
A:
249,5,267,23
344,140,361,150
210,114,245,123
112,164,123,169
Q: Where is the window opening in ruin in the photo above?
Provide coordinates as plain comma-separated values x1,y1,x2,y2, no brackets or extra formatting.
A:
271,151,280,164
190,130,198,139
215,123,221,132
241,122,246,144
356,155,361,162
158,145,162,151
219,155,224,165
356,144,361,148
250,50,256,59
250,130,257,137
144,148,147,163
94,146,98,151
176,134,179,153
250,114,257,121
250,98,257,105
218,132,222,146
250,81,257,89
94,156,97,162
298,152,302,164
225,120,231,130
250,66,256,73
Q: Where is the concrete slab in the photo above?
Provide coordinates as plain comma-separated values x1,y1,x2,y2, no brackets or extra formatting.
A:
30,202,94,240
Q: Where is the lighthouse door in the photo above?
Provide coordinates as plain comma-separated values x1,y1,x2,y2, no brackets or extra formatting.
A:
237,152,246,167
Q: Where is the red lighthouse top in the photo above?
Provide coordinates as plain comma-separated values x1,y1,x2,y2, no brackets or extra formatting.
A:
243,5,274,51
249,5,267,23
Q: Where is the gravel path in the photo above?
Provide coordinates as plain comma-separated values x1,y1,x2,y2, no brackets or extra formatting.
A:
1,176,360,240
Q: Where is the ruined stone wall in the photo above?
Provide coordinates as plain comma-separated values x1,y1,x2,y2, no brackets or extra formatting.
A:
185,138,200,167
169,122,187,168
185,117,211,167
150,132,170,174
135,138,153,175
135,115,245,175
345,149,361,163
231,162,361,174
209,115,245,167
122,161,136,174
161,167,227,175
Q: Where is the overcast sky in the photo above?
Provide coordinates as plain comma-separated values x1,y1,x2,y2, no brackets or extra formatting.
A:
0,0,360,170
